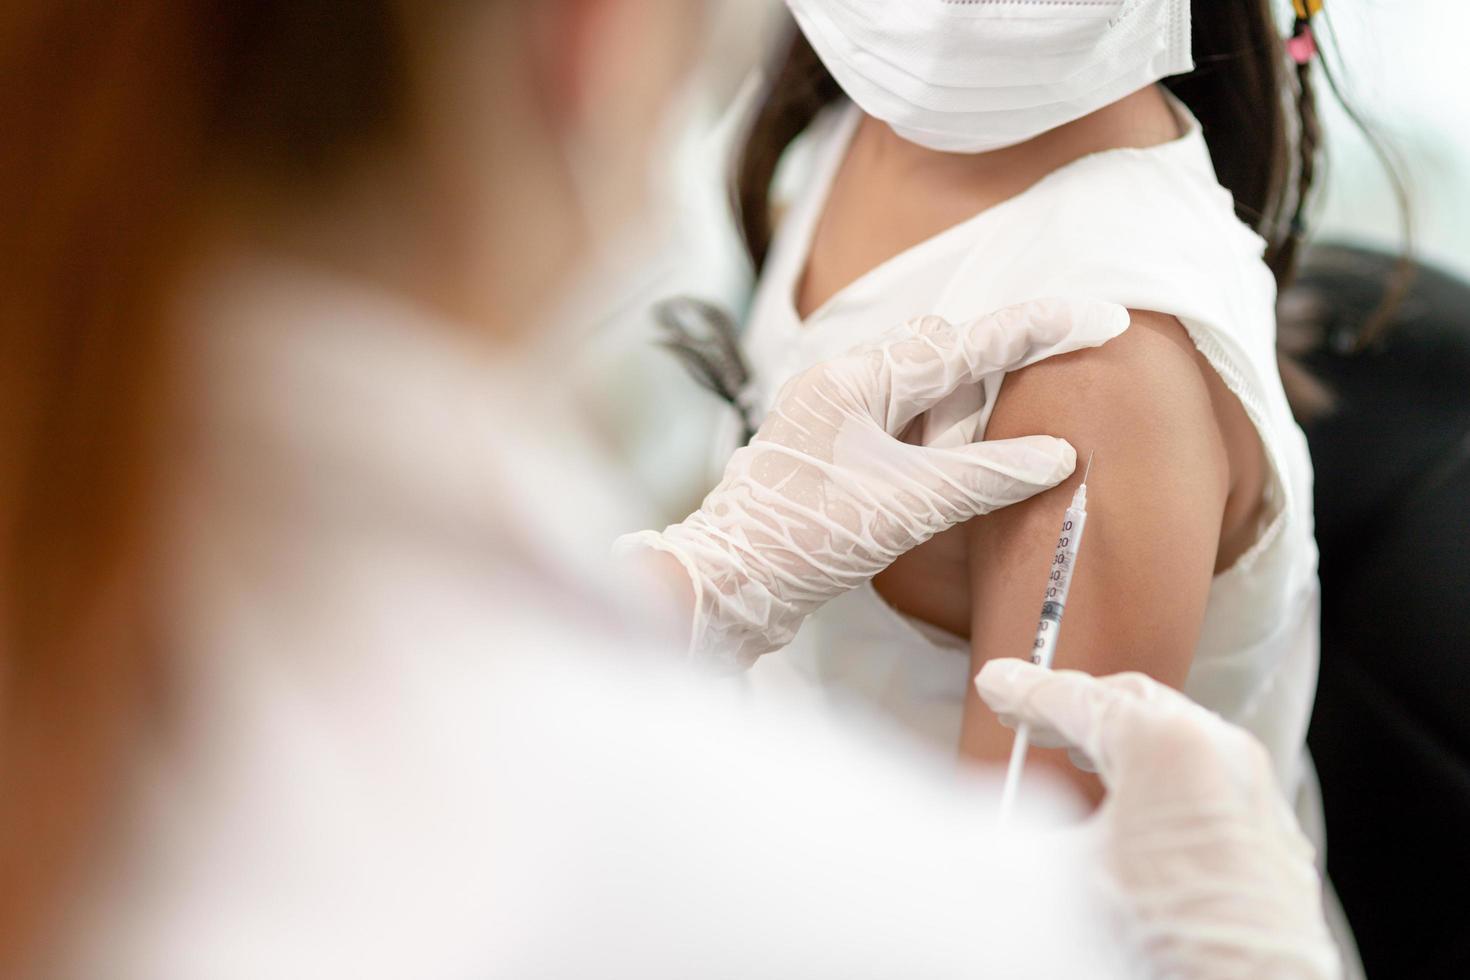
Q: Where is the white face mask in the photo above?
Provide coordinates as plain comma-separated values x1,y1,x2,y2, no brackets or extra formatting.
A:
784,0,1194,154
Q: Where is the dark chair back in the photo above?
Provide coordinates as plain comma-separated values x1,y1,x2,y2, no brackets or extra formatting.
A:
1292,244,1470,978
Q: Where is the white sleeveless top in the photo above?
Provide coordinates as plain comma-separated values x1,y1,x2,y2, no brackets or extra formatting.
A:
730,98,1322,802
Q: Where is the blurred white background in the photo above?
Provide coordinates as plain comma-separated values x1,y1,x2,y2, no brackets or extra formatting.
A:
1315,0,1470,278
575,0,1470,526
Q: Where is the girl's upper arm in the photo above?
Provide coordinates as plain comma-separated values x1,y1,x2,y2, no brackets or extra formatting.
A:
960,310,1231,802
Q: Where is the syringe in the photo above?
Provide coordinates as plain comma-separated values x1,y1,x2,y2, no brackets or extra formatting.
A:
996,453,1093,826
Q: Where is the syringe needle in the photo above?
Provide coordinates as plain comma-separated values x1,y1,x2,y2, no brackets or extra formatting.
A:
1081,450,1095,485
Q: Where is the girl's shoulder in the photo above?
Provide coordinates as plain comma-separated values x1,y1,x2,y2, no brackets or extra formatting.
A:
937,114,1280,366
996,111,1266,273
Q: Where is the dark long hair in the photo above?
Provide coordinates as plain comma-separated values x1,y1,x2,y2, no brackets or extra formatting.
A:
735,4,1398,305
721,3,1418,423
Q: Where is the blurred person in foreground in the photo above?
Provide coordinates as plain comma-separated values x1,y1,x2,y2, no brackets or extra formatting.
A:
0,2,1338,977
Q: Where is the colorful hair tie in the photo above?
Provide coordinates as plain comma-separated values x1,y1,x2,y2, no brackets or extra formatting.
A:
1287,22,1319,66
1288,0,1322,66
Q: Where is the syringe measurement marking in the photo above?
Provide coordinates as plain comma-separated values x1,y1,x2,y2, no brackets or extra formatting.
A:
1033,518,1081,664
998,454,1094,826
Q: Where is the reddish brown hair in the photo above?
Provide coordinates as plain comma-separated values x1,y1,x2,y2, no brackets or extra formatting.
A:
0,2,408,967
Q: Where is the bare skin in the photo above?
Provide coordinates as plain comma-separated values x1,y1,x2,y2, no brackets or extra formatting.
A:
795,84,1269,800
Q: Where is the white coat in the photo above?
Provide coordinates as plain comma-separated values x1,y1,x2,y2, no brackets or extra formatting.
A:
57,256,1131,978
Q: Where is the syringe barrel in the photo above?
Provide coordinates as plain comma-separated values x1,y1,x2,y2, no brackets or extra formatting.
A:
1031,505,1088,668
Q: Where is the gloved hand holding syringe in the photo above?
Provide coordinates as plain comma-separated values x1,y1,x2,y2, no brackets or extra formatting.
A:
996,451,1093,825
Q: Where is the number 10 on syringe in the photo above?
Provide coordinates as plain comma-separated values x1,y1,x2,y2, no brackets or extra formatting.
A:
997,453,1092,825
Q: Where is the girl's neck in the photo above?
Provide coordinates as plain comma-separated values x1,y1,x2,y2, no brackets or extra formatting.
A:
855,84,1184,191
795,85,1184,321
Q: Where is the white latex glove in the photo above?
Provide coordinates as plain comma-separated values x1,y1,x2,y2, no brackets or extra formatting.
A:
976,659,1342,980
618,299,1130,667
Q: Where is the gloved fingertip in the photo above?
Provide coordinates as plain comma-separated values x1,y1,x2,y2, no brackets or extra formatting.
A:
1092,301,1132,338
1047,300,1130,349
1066,746,1099,773
1039,436,1077,482
1015,434,1076,475
974,657,1044,705
964,434,1076,485
987,439,1077,505
1031,299,1129,344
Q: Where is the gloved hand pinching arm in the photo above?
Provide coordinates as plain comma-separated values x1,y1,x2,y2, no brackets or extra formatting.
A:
617,299,1130,668
976,659,1342,980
